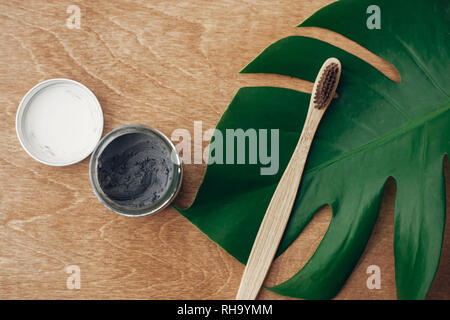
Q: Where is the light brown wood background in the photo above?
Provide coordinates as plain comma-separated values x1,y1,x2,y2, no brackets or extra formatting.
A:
0,0,448,299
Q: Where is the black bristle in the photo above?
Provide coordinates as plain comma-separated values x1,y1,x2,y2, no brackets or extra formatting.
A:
314,63,339,109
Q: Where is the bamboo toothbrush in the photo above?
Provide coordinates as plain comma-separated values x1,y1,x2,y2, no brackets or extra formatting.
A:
236,57,342,300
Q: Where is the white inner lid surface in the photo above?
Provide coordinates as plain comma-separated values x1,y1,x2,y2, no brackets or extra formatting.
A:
17,79,103,166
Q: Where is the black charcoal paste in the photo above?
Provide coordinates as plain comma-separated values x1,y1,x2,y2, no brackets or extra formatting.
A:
98,132,173,208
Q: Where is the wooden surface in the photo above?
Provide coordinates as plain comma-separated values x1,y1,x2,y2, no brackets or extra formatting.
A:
0,0,448,299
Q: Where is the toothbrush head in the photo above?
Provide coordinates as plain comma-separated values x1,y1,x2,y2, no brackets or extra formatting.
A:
313,58,341,109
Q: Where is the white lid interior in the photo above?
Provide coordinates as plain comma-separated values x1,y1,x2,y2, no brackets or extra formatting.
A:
16,79,104,166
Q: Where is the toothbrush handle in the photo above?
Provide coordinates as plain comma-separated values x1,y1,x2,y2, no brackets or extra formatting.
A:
236,107,325,300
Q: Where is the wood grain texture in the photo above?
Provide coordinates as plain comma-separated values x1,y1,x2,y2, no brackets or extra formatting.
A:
0,0,448,299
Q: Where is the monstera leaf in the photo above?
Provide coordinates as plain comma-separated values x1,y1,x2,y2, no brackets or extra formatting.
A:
176,0,450,299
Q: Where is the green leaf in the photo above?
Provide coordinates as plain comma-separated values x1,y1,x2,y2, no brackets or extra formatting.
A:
176,0,450,299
